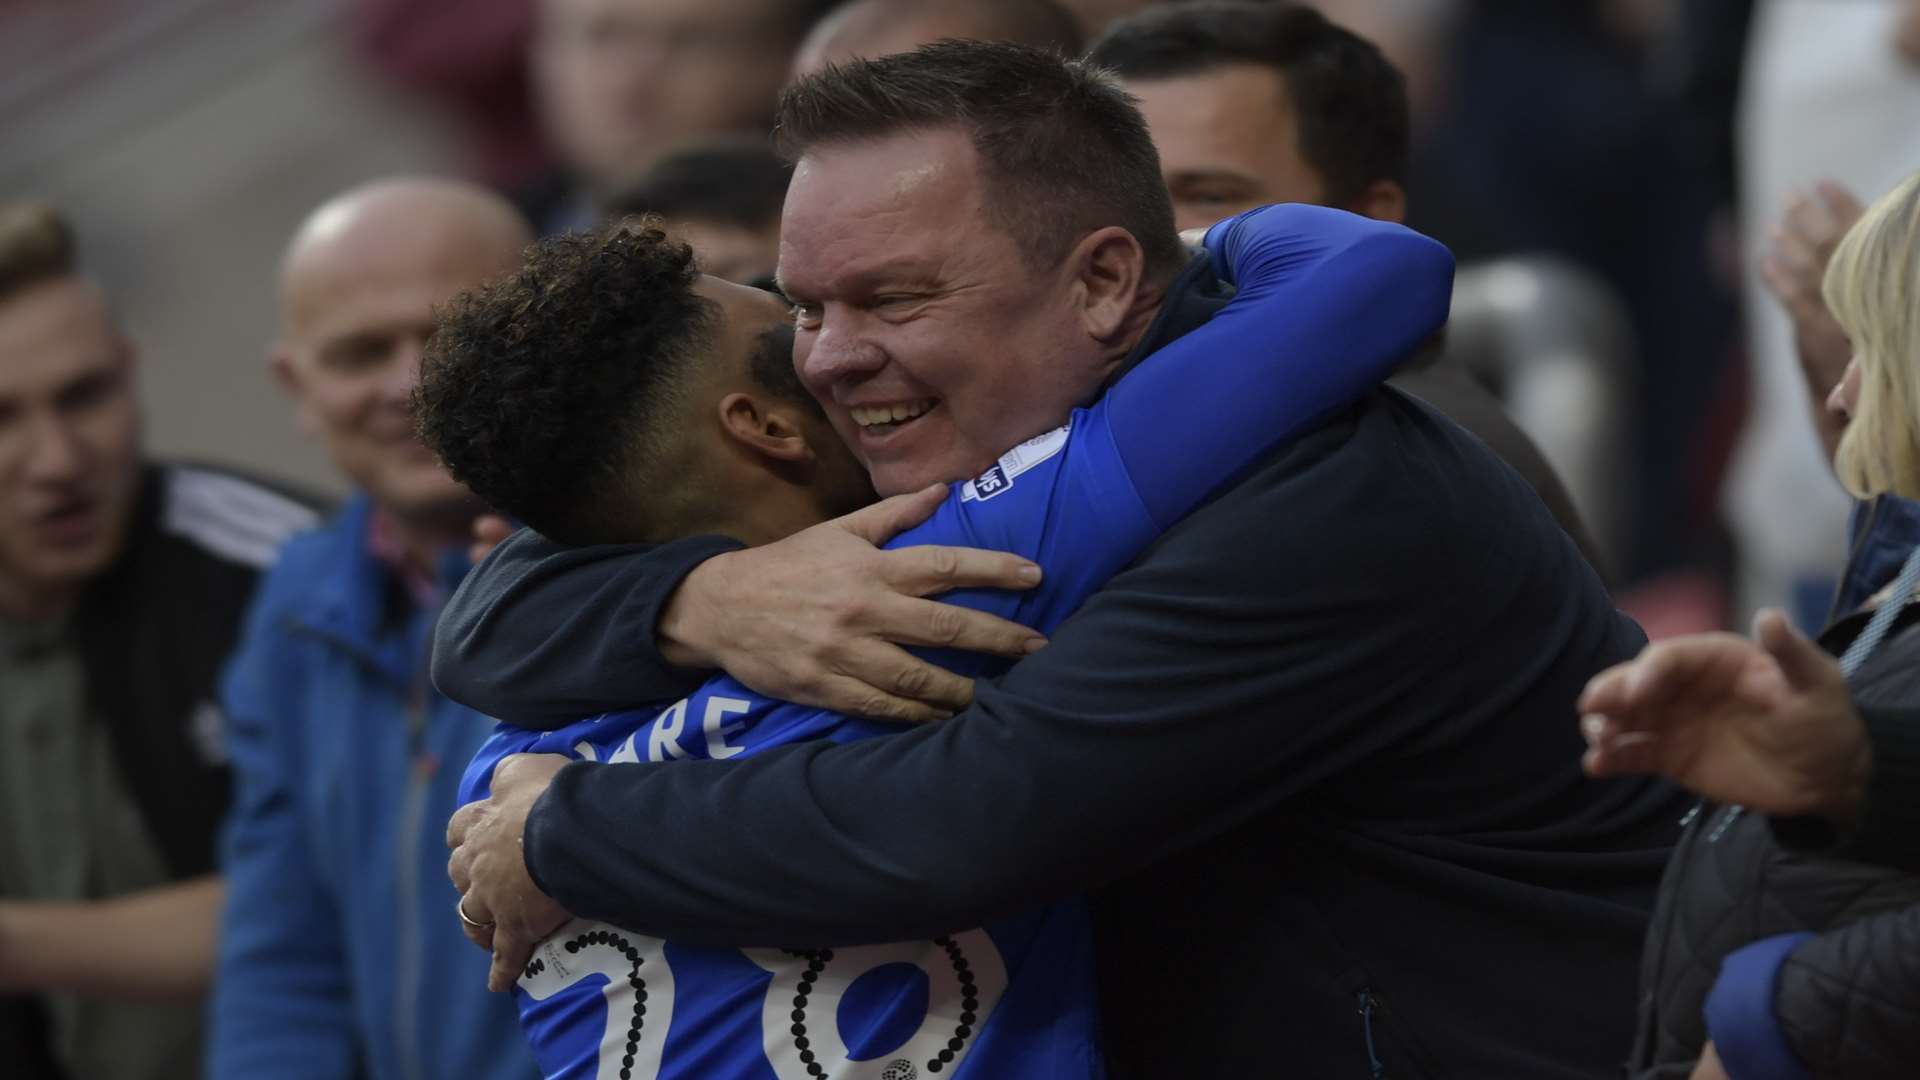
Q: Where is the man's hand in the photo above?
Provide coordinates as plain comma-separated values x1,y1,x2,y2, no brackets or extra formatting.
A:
1689,1042,1730,1080
1759,182,1864,460
1580,609,1871,824
447,753,572,992
658,484,1047,723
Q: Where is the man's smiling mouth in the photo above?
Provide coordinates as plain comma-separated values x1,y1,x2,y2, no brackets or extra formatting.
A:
850,398,939,434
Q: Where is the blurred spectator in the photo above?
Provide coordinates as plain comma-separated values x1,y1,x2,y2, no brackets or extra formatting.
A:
525,0,837,232
608,136,790,284
1581,170,1920,1080
1342,0,1737,588
354,0,548,191
1091,1,1604,573
1728,0,1920,628
1056,0,1174,37
790,0,1083,79
1757,176,1920,627
0,203,320,1080
207,179,537,1080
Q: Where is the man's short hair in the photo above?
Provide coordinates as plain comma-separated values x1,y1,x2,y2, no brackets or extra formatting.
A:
0,203,78,303
774,39,1187,280
1090,2,1410,205
415,221,808,545
608,137,791,230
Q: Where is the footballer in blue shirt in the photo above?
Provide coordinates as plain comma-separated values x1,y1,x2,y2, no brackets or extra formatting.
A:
438,203,1454,1079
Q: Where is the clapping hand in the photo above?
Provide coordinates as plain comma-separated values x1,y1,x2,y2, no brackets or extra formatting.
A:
1579,610,1870,824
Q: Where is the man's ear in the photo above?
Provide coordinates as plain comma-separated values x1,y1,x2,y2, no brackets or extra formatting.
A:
1069,225,1148,344
1350,179,1408,225
717,392,814,464
271,345,322,437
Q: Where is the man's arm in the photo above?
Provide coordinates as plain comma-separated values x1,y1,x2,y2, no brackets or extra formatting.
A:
520,406,1627,944
434,498,1049,728
432,530,741,725
0,876,221,1002
207,601,359,1078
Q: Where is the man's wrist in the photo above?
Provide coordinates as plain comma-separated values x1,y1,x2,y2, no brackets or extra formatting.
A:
656,551,734,669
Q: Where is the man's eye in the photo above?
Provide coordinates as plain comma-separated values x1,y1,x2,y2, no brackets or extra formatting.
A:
790,303,822,329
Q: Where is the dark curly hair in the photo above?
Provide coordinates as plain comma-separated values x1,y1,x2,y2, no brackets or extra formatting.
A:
414,222,749,545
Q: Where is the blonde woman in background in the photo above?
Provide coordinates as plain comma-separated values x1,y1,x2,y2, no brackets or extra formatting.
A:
1581,170,1920,1080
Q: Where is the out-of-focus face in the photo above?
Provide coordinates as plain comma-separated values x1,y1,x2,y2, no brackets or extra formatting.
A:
675,218,781,285
277,216,519,522
0,277,142,610
1124,63,1330,232
778,128,1113,496
534,0,797,199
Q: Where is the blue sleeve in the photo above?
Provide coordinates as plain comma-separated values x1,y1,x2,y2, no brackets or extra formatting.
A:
1108,203,1455,529
1704,932,1816,1080
208,583,360,1078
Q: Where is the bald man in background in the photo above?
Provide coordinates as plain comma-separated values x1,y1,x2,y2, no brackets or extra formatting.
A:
789,0,1083,79
207,179,538,1080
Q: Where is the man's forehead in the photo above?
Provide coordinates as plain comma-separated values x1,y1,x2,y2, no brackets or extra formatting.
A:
778,133,982,290
0,278,125,392
787,130,978,211
286,238,513,341
0,277,115,355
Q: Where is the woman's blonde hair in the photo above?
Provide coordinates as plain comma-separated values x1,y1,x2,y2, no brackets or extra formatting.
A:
1830,170,1920,500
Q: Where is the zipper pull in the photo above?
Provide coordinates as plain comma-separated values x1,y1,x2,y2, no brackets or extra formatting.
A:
1356,991,1387,1079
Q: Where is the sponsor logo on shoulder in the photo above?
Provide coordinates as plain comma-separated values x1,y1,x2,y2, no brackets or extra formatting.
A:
962,422,1070,502
969,463,1013,500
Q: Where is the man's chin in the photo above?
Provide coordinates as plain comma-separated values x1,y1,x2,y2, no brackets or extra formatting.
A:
868,457,990,499
3,540,123,598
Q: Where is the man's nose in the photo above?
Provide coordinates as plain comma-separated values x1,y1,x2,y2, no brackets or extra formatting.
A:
798,315,887,386
24,415,87,485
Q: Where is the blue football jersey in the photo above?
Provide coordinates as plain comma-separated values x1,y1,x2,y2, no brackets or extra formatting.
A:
459,204,1456,1080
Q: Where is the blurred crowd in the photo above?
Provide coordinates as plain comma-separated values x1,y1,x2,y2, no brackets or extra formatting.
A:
0,0,1917,1078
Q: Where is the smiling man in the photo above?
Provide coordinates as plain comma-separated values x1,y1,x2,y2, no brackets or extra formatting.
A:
206,179,538,1080
0,203,319,1080
438,42,1684,1077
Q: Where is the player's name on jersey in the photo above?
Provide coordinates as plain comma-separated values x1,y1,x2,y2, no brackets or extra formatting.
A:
572,694,755,764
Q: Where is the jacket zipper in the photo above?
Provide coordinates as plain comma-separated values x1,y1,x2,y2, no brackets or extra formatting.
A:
394,677,432,1080
1357,991,1388,1078
1357,988,1450,1079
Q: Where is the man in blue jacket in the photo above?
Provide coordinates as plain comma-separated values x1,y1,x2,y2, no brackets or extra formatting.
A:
208,178,539,1080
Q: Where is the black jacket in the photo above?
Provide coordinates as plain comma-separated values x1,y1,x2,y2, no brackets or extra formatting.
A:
433,267,1685,1078
0,462,323,1078
1627,606,1920,1080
